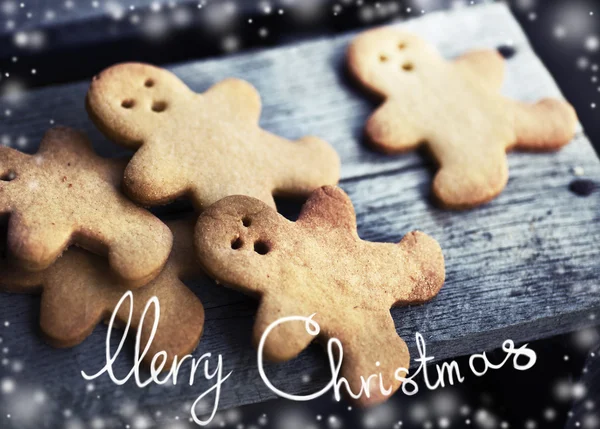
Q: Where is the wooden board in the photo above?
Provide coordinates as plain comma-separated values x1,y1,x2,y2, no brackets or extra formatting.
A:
0,3,599,425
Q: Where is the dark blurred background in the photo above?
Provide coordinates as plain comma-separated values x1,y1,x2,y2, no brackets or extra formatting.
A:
0,1,598,428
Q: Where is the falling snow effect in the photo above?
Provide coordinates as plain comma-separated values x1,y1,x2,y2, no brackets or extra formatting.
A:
0,1,598,428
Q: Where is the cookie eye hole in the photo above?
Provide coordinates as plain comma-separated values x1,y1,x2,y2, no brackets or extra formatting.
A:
402,62,414,72
121,99,135,109
254,240,270,255
144,78,154,87
151,101,167,112
242,216,252,227
379,54,388,63
0,171,16,181
398,42,406,50
231,237,244,250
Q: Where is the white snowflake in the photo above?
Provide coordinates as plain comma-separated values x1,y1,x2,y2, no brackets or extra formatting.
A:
1,1,17,15
105,1,124,20
544,408,557,421
586,36,599,52
1,377,15,393
554,26,567,39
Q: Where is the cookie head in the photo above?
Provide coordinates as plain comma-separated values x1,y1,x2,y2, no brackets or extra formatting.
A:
86,63,192,147
195,195,285,292
347,28,441,96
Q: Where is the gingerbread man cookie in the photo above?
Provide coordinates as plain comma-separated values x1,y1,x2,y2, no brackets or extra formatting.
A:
0,218,204,366
86,63,340,210
195,186,445,405
348,28,578,209
0,126,172,285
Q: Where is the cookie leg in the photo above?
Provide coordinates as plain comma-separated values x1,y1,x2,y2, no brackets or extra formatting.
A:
40,269,105,348
252,294,316,362
127,273,205,367
365,101,424,154
123,144,189,206
432,153,509,209
102,218,172,287
512,99,578,151
332,312,409,407
269,134,341,197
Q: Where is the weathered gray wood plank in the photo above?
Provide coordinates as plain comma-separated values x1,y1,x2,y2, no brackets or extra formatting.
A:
0,3,599,425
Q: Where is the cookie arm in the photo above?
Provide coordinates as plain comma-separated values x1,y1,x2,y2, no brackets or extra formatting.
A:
388,231,445,306
203,78,262,124
454,49,505,92
511,99,578,151
252,293,316,362
297,186,357,232
264,132,340,197
365,101,424,154
38,126,98,158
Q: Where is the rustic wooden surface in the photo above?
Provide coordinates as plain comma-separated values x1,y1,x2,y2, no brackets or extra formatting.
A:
0,3,599,425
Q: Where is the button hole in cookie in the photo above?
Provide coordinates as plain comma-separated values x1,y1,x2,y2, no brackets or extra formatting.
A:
144,78,154,87
253,240,270,255
242,216,252,227
121,99,135,109
379,54,388,63
231,237,244,250
0,171,16,181
398,42,406,50
402,62,414,71
497,45,517,59
151,101,167,112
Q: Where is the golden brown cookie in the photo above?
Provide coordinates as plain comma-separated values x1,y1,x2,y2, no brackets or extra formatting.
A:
348,28,578,209
0,218,203,366
0,126,172,286
85,62,341,210
195,186,445,406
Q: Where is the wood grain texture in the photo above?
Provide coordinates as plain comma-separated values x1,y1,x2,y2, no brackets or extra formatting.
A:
0,3,599,424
